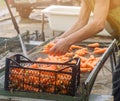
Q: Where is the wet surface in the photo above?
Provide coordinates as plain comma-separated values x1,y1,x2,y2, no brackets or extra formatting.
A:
0,8,9,18
0,99,18,101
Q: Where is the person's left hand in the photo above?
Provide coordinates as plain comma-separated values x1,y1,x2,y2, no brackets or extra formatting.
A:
49,38,71,56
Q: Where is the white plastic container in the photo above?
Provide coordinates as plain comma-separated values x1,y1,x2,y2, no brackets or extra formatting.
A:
42,5,110,36
41,5,82,32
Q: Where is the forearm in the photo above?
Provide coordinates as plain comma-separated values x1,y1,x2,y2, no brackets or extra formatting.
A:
64,0,110,45
60,0,91,38
60,20,88,38
64,21,105,45
49,0,110,56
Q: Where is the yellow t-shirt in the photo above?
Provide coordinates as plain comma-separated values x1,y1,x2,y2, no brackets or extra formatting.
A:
84,0,120,40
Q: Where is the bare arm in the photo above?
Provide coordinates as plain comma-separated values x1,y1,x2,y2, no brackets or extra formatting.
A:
49,0,110,56
60,0,91,38
64,0,110,45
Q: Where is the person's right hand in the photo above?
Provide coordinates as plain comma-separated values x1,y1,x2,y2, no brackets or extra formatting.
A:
49,38,71,56
52,37,61,43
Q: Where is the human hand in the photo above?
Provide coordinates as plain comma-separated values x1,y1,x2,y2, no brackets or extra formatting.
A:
49,38,71,56
52,37,61,43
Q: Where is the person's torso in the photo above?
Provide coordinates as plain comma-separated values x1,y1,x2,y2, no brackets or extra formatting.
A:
110,0,120,9
85,0,120,40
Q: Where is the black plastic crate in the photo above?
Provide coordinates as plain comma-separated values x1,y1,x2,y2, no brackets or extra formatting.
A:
4,54,80,96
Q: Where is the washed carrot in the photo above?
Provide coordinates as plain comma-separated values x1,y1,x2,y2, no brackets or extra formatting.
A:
80,67,93,72
86,62,94,69
64,52,74,57
80,55,99,72
42,42,55,54
79,56,87,63
41,49,49,54
94,47,107,54
94,47,101,51
75,48,88,56
80,62,87,68
30,64,38,68
69,45,83,51
36,57,44,62
88,43,100,48
80,61,94,69
91,57,100,66
44,42,55,49
48,65,57,70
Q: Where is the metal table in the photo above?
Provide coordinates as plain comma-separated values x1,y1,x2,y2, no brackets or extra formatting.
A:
0,38,116,101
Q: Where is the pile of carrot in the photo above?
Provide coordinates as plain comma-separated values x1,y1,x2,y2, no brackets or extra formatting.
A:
80,55,100,72
41,42,107,72
9,66,72,94
41,42,55,54
9,42,108,94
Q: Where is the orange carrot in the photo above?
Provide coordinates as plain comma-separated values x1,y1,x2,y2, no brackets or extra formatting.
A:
91,57,100,66
64,52,74,57
88,43,100,48
94,47,101,51
69,45,83,51
80,67,93,72
79,56,87,63
42,42,55,54
36,57,44,62
44,42,55,49
30,64,38,68
75,48,88,56
94,47,107,54
41,49,49,54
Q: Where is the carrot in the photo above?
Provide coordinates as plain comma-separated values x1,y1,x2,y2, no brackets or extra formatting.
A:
44,42,55,49
80,62,87,68
86,62,94,69
94,47,107,54
94,47,101,51
69,45,83,51
48,65,57,70
79,56,87,63
75,48,88,56
42,42,55,54
80,67,93,72
64,52,74,57
91,57,100,66
88,43,100,48
73,54,80,58
29,64,38,68
41,49,49,54
36,57,44,62
80,55,99,72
